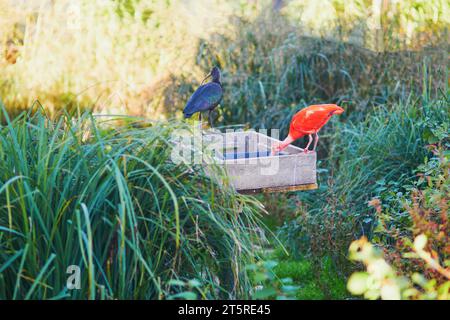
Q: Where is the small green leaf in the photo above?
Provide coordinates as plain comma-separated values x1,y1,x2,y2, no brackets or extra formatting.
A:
281,285,300,293
347,272,369,295
280,278,293,284
245,264,257,271
363,217,372,224
188,279,201,288
169,291,197,300
414,234,427,251
168,279,185,287
254,287,277,299
403,252,419,259
263,260,278,270
254,272,268,282
380,282,401,300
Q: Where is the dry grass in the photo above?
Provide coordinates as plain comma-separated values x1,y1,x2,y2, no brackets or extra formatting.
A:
0,0,251,116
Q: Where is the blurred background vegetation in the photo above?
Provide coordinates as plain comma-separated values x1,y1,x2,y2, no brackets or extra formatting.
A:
0,0,448,300
0,0,447,118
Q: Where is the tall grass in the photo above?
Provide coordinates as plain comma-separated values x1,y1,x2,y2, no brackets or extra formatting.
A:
195,12,447,132
0,104,267,299
284,0,449,51
0,0,250,115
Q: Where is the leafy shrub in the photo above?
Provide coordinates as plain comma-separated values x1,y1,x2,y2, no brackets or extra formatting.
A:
347,235,449,300
274,260,314,283
348,144,449,300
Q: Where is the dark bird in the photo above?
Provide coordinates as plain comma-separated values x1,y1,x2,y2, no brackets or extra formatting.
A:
183,67,223,127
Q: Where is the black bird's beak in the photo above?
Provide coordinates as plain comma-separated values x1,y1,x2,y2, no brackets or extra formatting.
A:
200,72,212,85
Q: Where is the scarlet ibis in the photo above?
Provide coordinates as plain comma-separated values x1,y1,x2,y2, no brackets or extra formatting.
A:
183,67,223,127
272,104,344,154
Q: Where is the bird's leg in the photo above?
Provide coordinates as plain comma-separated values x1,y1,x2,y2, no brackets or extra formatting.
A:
208,110,214,128
304,134,313,153
198,112,202,131
312,133,319,152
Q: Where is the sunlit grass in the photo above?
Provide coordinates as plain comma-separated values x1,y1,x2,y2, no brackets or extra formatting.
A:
0,0,252,115
0,0,447,117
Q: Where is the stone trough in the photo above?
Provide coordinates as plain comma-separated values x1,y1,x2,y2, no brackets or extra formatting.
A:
203,131,317,194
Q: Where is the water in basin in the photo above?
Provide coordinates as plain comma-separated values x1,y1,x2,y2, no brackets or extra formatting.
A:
222,151,287,160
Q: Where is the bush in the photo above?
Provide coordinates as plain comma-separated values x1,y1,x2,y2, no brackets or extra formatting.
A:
347,234,449,300
347,139,449,300
0,105,266,299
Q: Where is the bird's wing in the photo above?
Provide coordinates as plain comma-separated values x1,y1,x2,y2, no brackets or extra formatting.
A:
183,83,223,115
291,106,330,133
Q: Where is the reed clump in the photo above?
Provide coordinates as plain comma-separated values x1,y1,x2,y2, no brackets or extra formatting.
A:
0,105,266,299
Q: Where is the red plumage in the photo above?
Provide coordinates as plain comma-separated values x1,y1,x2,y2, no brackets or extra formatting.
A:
273,104,344,154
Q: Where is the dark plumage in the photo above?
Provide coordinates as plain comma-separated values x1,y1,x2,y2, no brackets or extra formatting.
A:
183,67,223,127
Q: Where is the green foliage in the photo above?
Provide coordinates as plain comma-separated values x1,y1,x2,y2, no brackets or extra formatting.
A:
246,260,300,300
249,251,348,300
0,105,266,299
295,282,326,300
374,123,449,244
348,141,449,300
319,256,349,299
273,259,345,300
196,13,447,134
374,144,449,269
166,279,209,300
274,260,314,283
347,235,449,300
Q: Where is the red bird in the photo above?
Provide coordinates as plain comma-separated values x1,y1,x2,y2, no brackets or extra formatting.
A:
272,104,344,154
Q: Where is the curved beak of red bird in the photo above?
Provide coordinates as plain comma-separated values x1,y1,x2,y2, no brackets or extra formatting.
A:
333,106,344,115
